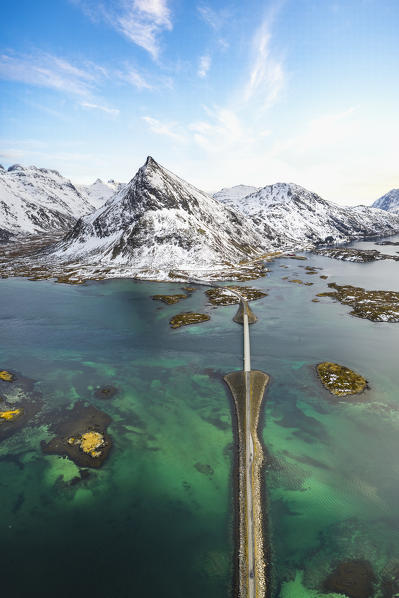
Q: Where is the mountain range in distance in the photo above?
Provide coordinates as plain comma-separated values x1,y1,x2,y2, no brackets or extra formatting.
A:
0,157,398,282
0,163,124,239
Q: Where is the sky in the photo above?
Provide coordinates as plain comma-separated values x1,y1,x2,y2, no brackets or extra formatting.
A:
0,0,398,205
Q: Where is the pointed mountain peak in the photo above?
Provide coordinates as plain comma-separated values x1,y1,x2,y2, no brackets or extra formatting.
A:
93,178,103,185
144,155,157,167
142,156,164,173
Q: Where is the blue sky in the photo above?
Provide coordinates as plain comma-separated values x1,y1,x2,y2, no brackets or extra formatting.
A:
0,0,398,204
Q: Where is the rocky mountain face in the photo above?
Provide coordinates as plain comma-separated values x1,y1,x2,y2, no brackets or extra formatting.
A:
0,164,95,236
77,178,125,209
372,189,399,213
217,182,399,246
52,157,265,277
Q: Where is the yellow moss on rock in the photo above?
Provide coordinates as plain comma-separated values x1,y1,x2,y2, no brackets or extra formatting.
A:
68,431,105,457
317,362,367,397
0,370,14,382
0,408,22,421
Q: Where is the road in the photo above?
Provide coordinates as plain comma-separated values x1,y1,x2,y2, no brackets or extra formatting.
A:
243,305,256,598
189,282,258,597
228,291,256,598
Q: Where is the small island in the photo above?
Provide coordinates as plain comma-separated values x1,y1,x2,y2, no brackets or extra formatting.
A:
41,401,112,468
316,282,399,322
314,247,399,263
206,285,267,306
152,294,187,304
317,362,367,396
304,266,320,274
169,312,210,328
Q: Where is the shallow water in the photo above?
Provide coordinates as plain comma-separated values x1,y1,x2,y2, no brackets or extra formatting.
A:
1,244,399,597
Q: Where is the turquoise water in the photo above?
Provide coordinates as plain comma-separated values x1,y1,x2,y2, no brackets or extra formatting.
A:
1,236,399,597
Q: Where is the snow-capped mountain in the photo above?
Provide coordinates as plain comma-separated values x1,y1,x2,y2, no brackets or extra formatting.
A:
52,157,265,276
77,178,125,209
372,189,399,213
213,184,260,204
0,164,95,235
217,182,399,246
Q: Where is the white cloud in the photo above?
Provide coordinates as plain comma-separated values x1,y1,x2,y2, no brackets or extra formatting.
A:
80,102,120,116
198,55,211,78
0,51,97,97
142,116,185,141
118,67,153,90
244,17,284,109
73,0,172,59
197,4,229,30
189,106,249,154
88,0,173,60
133,0,171,26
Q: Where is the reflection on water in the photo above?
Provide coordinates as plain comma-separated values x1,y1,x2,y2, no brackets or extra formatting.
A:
0,246,399,597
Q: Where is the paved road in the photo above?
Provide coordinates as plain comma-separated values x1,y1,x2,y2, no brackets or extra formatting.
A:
189,282,258,597
243,306,256,598
228,291,256,598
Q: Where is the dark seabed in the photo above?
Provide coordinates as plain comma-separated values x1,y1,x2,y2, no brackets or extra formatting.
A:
1,234,399,597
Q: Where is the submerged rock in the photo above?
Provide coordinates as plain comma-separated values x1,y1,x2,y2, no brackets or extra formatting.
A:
317,362,367,397
169,312,210,328
323,559,376,598
94,385,118,399
194,462,214,476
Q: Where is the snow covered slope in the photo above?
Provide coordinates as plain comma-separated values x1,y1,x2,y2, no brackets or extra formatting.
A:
213,184,259,204
372,189,399,213
52,157,265,276
217,182,399,246
0,164,95,235
77,178,125,209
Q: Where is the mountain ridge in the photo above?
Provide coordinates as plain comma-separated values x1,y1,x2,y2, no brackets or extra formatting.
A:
372,189,399,213
216,182,399,246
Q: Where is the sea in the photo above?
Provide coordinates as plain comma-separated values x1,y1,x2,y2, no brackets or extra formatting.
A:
1,234,398,598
